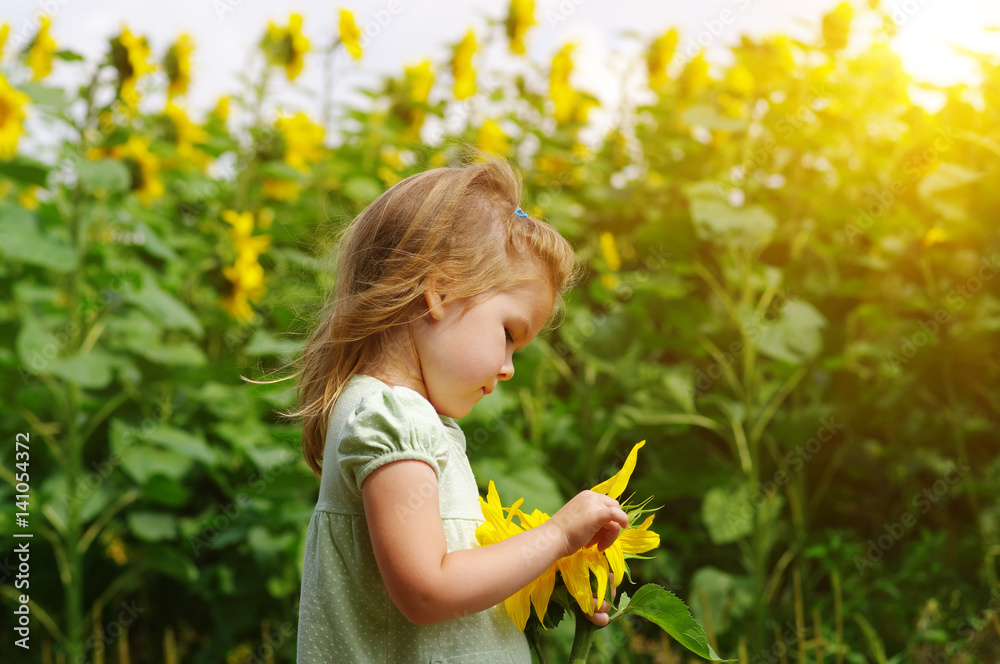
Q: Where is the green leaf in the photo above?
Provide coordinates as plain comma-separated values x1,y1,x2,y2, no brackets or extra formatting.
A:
17,82,69,112
917,162,982,199
123,273,203,337
141,475,191,507
701,485,754,544
613,584,734,661
56,49,85,62
144,425,218,466
681,104,748,132
46,348,116,389
246,329,304,357
132,340,207,367
127,511,179,542
690,199,777,249
77,158,132,194
0,205,77,271
120,447,193,484
756,300,827,364
0,155,50,187
342,174,383,202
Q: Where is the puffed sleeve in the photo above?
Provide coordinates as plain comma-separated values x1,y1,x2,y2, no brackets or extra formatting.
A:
338,385,450,494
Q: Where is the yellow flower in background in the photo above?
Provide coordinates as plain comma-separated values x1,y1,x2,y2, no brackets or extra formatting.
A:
211,95,231,123
647,28,678,89
452,29,477,100
276,111,325,174
725,63,755,97
397,59,435,135
505,0,536,56
165,34,194,99
598,230,622,285
549,43,577,124
164,101,210,169
476,119,508,156
339,9,362,60
923,227,947,247
262,13,311,81
0,73,31,160
822,2,853,51
112,26,156,110
263,178,301,202
19,185,40,210
678,52,710,98
0,24,10,59
221,209,272,322
406,59,434,104
28,15,57,82
108,136,164,206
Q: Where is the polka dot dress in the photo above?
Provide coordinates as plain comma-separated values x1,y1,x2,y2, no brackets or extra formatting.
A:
295,374,531,663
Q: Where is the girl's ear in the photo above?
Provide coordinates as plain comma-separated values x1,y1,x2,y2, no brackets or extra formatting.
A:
424,288,445,320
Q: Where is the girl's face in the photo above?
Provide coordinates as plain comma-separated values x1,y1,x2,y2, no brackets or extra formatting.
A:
410,279,555,418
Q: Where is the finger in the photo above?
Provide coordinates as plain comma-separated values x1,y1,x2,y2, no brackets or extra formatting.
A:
610,572,617,601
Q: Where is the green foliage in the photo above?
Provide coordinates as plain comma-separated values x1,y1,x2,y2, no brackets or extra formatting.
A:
1,2,999,663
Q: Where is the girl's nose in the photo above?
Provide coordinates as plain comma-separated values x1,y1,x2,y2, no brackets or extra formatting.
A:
499,350,515,381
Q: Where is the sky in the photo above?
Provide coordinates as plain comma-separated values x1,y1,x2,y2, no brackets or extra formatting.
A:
2,0,1000,145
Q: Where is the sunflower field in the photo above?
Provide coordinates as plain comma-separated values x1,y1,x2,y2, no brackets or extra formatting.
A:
1,1,999,662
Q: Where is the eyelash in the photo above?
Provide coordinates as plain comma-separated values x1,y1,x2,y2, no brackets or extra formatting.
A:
505,328,514,344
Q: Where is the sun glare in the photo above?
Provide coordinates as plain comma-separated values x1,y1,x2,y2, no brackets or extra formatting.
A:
886,1,1000,87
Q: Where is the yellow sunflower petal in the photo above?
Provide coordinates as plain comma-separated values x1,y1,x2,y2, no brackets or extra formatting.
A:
591,440,645,500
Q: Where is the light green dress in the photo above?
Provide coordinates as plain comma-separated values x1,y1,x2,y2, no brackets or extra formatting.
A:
296,374,531,663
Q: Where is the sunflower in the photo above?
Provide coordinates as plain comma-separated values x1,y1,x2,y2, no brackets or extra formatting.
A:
452,29,477,100
338,9,362,60
221,209,272,322
111,26,156,110
647,29,678,89
27,15,57,81
106,135,164,206
505,0,536,56
477,442,660,629
0,73,31,160
261,13,310,81
164,34,194,99
163,101,210,170
275,111,325,174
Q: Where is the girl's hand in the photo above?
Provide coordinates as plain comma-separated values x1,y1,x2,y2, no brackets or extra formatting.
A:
585,572,616,627
547,490,629,559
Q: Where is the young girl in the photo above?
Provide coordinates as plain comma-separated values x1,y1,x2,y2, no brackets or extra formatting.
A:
292,153,628,663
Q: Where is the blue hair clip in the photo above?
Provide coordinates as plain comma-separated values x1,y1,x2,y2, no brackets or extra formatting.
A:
514,207,528,217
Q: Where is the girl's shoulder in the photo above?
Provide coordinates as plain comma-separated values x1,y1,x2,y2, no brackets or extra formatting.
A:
334,373,456,436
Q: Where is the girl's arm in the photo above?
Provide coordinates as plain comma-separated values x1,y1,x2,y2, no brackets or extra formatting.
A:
362,459,628,626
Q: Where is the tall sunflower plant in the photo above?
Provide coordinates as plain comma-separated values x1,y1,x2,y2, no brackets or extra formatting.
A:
477,442,733,663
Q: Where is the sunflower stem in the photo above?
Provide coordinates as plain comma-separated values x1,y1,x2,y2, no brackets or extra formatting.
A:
568,608,595,664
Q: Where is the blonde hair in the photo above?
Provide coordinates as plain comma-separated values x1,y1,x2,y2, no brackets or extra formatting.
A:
291,151,576,476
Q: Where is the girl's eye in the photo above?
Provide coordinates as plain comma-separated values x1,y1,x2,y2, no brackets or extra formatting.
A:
505,328,514,344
